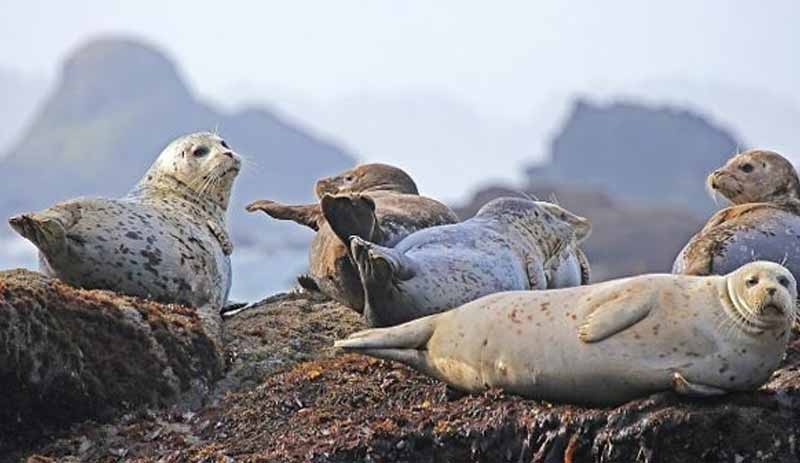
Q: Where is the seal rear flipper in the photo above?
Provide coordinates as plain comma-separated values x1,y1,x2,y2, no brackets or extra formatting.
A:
321,194,383,245
350,236,416,283
8,213,68,256
245,200,322,231
578,290,654,343
335,316,437,373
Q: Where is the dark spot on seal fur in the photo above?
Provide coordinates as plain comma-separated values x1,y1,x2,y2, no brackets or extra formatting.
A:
125,231,142,240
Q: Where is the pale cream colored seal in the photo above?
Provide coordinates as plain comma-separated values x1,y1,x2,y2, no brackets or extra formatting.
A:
337,261,796,406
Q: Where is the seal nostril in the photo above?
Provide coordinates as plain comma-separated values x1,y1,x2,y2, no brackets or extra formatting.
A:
767,287,777,296
222,151,234,158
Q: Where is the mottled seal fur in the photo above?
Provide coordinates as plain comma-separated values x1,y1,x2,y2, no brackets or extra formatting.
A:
350,197,591,327
674,149,800,279
246,163,458,311
9,132,241,312
338,261,796,406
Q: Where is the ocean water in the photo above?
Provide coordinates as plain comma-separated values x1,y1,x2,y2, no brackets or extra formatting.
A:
0,234,309,304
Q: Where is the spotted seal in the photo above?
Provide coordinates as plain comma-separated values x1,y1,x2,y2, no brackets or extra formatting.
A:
9,132,240,315
673,149,800,279
337,261,796,406
246,163,458,311
349,197,591,327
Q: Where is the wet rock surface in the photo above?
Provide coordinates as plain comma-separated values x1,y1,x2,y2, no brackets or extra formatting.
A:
6,282,800,462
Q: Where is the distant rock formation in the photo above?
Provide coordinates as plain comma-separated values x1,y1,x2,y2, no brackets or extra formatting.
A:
0,37,356,246
453,184,703,281
527,99,742,214
0,67,47,156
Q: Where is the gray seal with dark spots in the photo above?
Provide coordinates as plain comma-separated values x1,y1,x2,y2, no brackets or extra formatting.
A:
9,132,241,317
674,149,800,280
337,261,796,406
246,163,458,311
350,197,592,327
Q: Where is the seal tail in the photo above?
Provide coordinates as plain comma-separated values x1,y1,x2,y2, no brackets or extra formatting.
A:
334,315,437,373
321,194,383,244
8,213,68,255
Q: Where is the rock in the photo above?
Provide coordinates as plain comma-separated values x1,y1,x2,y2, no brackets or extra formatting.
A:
12,293,800,462
527,99,742,215
0,269,224,454
0,37,356,247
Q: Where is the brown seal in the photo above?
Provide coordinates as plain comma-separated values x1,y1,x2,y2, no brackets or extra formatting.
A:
674,149,800,278
246,163,458,311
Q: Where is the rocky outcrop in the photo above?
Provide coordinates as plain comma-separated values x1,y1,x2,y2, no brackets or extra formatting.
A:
527,99,742,215
0,270,224,455
0,37,356,245
12,291,800,462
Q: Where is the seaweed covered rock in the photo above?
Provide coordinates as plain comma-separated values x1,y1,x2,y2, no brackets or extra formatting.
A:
0,269,224,454
15,292,800,462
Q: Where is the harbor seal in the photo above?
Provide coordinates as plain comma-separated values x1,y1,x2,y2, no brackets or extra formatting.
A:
337,261,796,406
350,197,591,327
8,132,240,313
674,149,800,278
246,163,458,311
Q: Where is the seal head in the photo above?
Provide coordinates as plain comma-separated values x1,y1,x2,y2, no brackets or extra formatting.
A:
315,163,418,198
135,131,242,211
707,149,800,205
723,261,797,334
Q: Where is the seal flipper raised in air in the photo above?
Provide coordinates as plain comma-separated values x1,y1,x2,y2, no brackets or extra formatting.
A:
321,194,383,245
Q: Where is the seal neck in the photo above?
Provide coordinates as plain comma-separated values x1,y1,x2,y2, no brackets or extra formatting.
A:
128,174,228,223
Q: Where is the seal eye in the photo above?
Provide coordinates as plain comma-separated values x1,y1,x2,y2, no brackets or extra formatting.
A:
779,276,791,288
220,140,230,149
739,163,754,173
746,276,759,287
192,146,210,157
344,176,354,182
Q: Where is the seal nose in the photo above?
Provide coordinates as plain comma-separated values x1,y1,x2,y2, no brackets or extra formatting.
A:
222,151,234,159
767,287,777,296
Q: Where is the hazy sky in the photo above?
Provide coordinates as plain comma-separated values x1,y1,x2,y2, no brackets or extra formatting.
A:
3,1,799,117
2,1,799,199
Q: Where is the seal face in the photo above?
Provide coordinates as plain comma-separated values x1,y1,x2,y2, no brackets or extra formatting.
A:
351,197,592,327
675,149,800,279
337,261,796,406
707,149,800,204
246,164,458,311
8,132,241,311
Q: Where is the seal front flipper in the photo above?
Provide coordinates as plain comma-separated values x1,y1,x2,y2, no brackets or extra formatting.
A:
578,289,654,343
671,372,727,398
246,200,322,231
321,194,383,244
207,220,234,255
575,247,591,285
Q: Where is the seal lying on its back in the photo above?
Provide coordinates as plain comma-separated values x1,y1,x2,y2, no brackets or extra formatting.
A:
338,261,796,406
246,163,458,311
350,197,591,327
673,149,800,279
9,132,240,313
